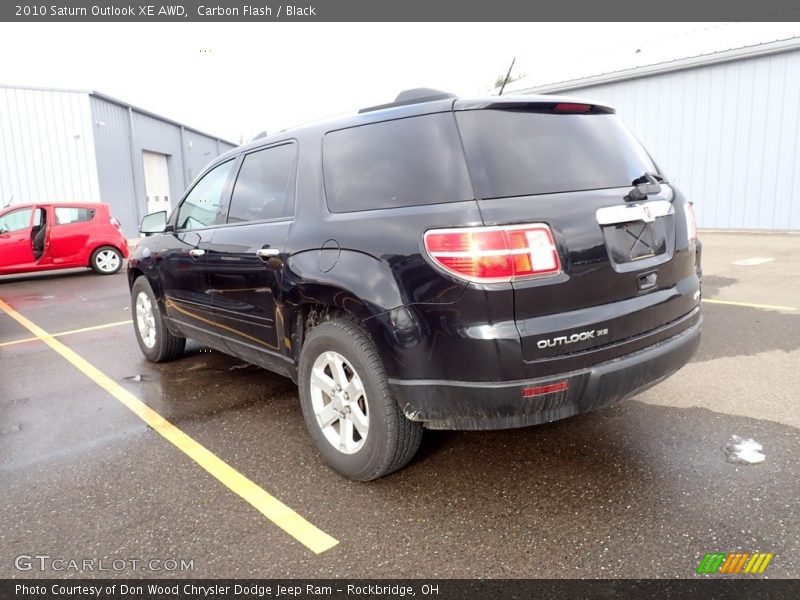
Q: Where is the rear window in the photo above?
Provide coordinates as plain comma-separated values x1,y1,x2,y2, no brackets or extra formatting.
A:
455,110,659,199
323,113,474,213
55,207,95,225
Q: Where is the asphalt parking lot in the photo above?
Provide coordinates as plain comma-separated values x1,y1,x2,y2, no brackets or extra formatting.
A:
1,232,798,579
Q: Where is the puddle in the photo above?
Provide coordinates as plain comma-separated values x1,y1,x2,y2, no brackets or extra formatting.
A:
700,274,737,297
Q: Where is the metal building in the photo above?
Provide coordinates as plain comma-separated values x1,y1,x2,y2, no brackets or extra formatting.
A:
0,85,237,236
511,38,800,231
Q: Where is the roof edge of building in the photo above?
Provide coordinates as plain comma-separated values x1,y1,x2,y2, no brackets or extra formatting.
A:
89,90,238,147
514,36,800,95
0,83,92,95
0,83,237,147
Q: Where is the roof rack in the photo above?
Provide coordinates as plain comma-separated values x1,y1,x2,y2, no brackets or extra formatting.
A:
359,88,457,114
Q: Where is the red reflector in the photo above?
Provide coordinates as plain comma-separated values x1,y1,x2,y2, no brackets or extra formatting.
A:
554,103,592,112
522,381,569,397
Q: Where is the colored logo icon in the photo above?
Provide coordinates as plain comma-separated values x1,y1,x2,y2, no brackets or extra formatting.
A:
696,552,774,574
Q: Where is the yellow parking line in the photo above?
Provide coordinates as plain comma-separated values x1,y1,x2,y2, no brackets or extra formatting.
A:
0,298,338,555
0,319,132,348
702,298,797,312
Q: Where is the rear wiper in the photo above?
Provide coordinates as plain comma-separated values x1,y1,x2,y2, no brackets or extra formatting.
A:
625,172,663,202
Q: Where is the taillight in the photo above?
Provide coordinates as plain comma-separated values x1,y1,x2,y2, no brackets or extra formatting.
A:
110,217,122,229
684,203,697,242
423,224,561,283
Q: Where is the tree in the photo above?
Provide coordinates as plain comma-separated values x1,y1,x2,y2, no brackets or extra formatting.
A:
493,73,524,89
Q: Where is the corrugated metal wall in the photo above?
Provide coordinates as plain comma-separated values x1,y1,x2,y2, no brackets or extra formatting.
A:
90,97,139,236
183,133,229,186
0,87,101,206
539,49,800,231
90,96,237,236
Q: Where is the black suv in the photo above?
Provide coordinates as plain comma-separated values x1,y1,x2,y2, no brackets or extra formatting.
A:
128,89,702,480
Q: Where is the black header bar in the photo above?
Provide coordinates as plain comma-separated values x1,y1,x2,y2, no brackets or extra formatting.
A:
3,0,800,22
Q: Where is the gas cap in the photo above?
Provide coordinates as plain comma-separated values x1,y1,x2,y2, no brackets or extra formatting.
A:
317,239,341,273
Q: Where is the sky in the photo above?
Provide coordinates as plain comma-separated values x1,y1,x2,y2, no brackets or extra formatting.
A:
1,22,799,143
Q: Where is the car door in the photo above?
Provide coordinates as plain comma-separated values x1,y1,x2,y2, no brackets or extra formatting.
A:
205,142,298,366
48,205,97,266
0,207,35,271
158,158,237,335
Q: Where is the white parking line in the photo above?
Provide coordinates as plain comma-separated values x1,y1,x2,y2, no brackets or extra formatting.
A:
703,298,796,312
0,320,131,348
732,257,775,266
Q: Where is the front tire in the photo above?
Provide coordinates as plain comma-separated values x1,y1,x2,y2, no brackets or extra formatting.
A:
131,277,186,362
90,246,123,275
298,318,422,481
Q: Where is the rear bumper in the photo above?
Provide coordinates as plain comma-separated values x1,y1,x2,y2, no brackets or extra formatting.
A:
389,309,701,430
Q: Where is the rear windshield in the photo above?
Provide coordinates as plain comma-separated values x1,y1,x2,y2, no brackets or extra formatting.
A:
455,110,659,199
323,113,474,213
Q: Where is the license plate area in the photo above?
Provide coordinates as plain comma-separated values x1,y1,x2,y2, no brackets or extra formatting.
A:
605,219,667,262
596,201,675,272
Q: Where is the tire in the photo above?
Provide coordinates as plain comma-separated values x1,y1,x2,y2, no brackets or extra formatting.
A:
131,277,186,363
90,246,123,275
298,318,423,481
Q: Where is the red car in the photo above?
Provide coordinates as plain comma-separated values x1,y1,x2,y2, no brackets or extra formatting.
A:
0,202,129,276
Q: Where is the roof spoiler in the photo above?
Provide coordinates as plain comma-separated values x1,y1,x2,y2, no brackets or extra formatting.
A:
359,88,457,114
453,98,615,114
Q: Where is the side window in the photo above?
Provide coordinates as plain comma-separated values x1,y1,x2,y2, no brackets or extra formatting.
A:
176,160,235,230
228,143,298,223
0,208,33,233
55,207,96,225
322,113,474,213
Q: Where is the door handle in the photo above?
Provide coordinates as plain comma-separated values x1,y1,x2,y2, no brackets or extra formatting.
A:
189,248,205,258
256,248,280,259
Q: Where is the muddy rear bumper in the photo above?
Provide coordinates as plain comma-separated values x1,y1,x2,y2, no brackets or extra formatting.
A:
389,308,702,430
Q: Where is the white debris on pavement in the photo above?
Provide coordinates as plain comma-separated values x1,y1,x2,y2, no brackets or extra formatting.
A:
723,435,766,464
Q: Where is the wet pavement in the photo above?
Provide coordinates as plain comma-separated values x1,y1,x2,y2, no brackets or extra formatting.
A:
1,233,798,578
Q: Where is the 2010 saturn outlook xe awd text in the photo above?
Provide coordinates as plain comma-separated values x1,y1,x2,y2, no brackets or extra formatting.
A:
128,89,702,480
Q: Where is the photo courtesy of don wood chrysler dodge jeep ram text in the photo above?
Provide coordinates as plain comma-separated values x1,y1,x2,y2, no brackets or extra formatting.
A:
128,89,702,480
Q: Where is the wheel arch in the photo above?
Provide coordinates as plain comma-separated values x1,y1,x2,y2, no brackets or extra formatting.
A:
87,243,125,267
284,249,408,376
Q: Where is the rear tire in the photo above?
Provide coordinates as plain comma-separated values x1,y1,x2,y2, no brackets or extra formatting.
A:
298,318,422,481
131,277,186,362
90,246,123,275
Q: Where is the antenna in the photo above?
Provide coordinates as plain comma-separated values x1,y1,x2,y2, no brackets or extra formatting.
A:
498,57,516,96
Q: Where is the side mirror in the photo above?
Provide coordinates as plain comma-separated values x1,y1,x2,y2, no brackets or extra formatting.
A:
139,211,168,236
